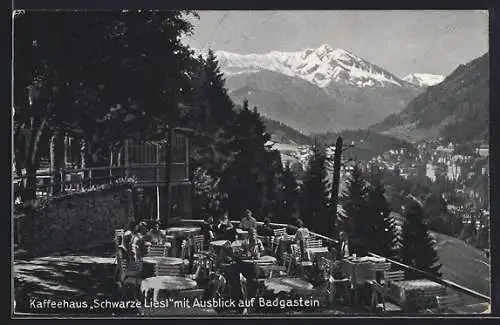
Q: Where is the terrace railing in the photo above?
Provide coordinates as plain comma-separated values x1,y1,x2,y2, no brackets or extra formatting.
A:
179,218,490,312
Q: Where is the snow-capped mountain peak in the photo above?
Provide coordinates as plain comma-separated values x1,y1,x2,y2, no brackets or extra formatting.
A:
402,73,445,87
195,44,414,89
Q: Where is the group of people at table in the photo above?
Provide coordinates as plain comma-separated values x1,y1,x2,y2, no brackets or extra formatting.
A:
113,208,363,313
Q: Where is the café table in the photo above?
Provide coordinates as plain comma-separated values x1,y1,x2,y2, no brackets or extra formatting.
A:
141,257,184,278
339,256,390,306
236,228,249,240
166,227,201,257
264,277,314,295
140,275,197,303
230,240,245,253
210,240,230,256
242,255,277,265
306,247,329,261
388,279,447,311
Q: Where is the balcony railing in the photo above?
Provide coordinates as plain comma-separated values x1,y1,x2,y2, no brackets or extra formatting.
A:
13,162,190,202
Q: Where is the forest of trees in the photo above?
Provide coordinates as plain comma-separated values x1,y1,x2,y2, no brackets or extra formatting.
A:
14,10,444,276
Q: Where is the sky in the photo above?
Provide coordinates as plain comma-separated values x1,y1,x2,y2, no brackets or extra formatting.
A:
181,10,489,78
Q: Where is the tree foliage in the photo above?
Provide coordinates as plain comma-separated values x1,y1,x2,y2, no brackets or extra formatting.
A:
299,140,330,233
365,171,399,258
400,200,442,279
340,164,369,255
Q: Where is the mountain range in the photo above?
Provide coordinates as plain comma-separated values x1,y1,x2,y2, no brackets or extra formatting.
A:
370,52,489,144
195,45,487,148
402,73,446,87
203,44,426,134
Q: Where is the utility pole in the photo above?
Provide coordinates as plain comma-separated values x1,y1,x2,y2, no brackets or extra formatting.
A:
329,136,355,237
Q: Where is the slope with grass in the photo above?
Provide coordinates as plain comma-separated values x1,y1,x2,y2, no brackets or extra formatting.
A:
430,231,490,304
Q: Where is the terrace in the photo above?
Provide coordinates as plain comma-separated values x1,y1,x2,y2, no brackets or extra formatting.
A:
13,218,490,317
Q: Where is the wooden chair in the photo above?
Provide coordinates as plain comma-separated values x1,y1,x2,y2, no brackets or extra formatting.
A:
305,239,323,249
180,239,191,269
260,236,275,253
320,257,352,307
115,229,124,247
146,244,170,257
370,270,405,312
120,260,143,299
436,294,466,314
155,261,183,277
368,262,392,274
191,235,206,258
273,228,288,253
284,244,313,276
273,228,287,237
115,229,124,238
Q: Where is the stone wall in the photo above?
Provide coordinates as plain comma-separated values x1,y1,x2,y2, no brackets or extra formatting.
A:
20,185,135,257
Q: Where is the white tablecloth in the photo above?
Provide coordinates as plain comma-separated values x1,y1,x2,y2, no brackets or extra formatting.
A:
141,276,197,302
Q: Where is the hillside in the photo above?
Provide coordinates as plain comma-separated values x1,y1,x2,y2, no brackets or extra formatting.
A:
262,117,312,145
431,231,490,304
226,70,344,134
370,53,489,144
314,129,415,161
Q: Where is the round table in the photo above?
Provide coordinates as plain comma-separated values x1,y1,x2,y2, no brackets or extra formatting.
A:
141,275,197,302
231,240,244,250
210,240,231,256
242,255,277,265
264,277,314,294
236,228,249,239
166,227,201,236
142,257,184,278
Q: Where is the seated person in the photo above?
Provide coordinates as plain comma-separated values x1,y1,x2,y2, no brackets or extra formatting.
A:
145,220,167,245
114,244,128,282
130,221,148,261
240,209,257,232
217,212,236,241
260,217,274,237
216,241,240,267
260,217,275,253
294,219,310,260
201,215,216,248
326,244,338,261
241,228,265,259
123,221,137,259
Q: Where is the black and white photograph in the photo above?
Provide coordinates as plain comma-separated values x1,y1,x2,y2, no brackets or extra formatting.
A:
12,9,491,317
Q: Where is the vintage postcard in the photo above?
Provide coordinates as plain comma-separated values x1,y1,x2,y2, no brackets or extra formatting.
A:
12,9,490,317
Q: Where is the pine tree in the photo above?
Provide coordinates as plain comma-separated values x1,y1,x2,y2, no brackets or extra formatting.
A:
300,140,330,233
219,100,276,219
186,50,234,133
277,162,300,224
365,171,399,258
340,164,369,255
186,51,236,176
400,200,442,279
